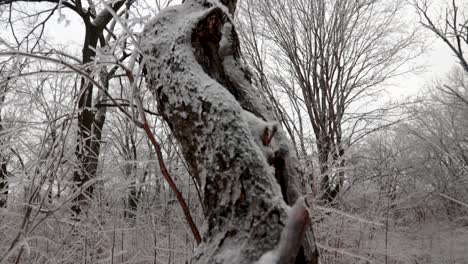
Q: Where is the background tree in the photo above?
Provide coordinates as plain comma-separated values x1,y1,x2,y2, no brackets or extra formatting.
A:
0,63,9,208
238,0,422,203
0,0,135,215
405,69,468,219
0,2,202,262
67,0,131,215
414,0,468,72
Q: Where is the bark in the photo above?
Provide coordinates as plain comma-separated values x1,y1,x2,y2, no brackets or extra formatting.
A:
71,1,126,215
0,145,7,208
71,58,107,215
317,141,344,204
142,1,318,263
125,128,139,217
0,86,7,208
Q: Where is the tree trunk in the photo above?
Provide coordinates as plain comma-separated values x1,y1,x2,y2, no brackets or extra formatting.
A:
142,1,318,263
0,151,7,208
71,1,127,216
0,88,7,208
317,139,344,205
71,21,104,215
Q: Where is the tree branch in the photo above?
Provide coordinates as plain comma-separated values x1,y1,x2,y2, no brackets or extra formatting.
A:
0,0,77,12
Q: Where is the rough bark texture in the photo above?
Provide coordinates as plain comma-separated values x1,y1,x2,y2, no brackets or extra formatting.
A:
142,1,318,263
0,85,7,208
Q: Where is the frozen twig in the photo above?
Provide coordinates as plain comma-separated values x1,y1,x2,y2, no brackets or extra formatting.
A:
314,205,385,227
440,193,468,209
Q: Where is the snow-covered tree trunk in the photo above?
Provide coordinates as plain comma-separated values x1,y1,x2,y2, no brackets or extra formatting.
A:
142,0,318,263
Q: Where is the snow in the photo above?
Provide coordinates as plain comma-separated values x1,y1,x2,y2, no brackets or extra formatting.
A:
140,1,316,262
255,251,278,264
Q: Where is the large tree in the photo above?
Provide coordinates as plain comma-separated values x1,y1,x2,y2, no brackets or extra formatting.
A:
142,0,318,262
238,0,421,203
67,0,130,215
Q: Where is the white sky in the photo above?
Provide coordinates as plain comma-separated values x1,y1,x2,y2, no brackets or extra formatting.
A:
387,38,457,98
4,1,460,100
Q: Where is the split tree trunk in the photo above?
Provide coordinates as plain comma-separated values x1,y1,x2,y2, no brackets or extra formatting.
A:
142,0,318,263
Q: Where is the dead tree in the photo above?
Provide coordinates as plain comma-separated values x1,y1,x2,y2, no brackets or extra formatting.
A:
142,0,318,263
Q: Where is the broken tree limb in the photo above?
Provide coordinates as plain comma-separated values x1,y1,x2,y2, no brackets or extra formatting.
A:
142,0,318,263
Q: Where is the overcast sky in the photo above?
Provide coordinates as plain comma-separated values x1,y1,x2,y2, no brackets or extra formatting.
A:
4,1,459,100
388,39,456,98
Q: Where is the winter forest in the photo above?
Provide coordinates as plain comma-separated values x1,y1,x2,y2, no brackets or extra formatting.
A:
0,0,467,263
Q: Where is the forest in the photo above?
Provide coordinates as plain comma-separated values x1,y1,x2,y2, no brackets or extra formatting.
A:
0,0,467,263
